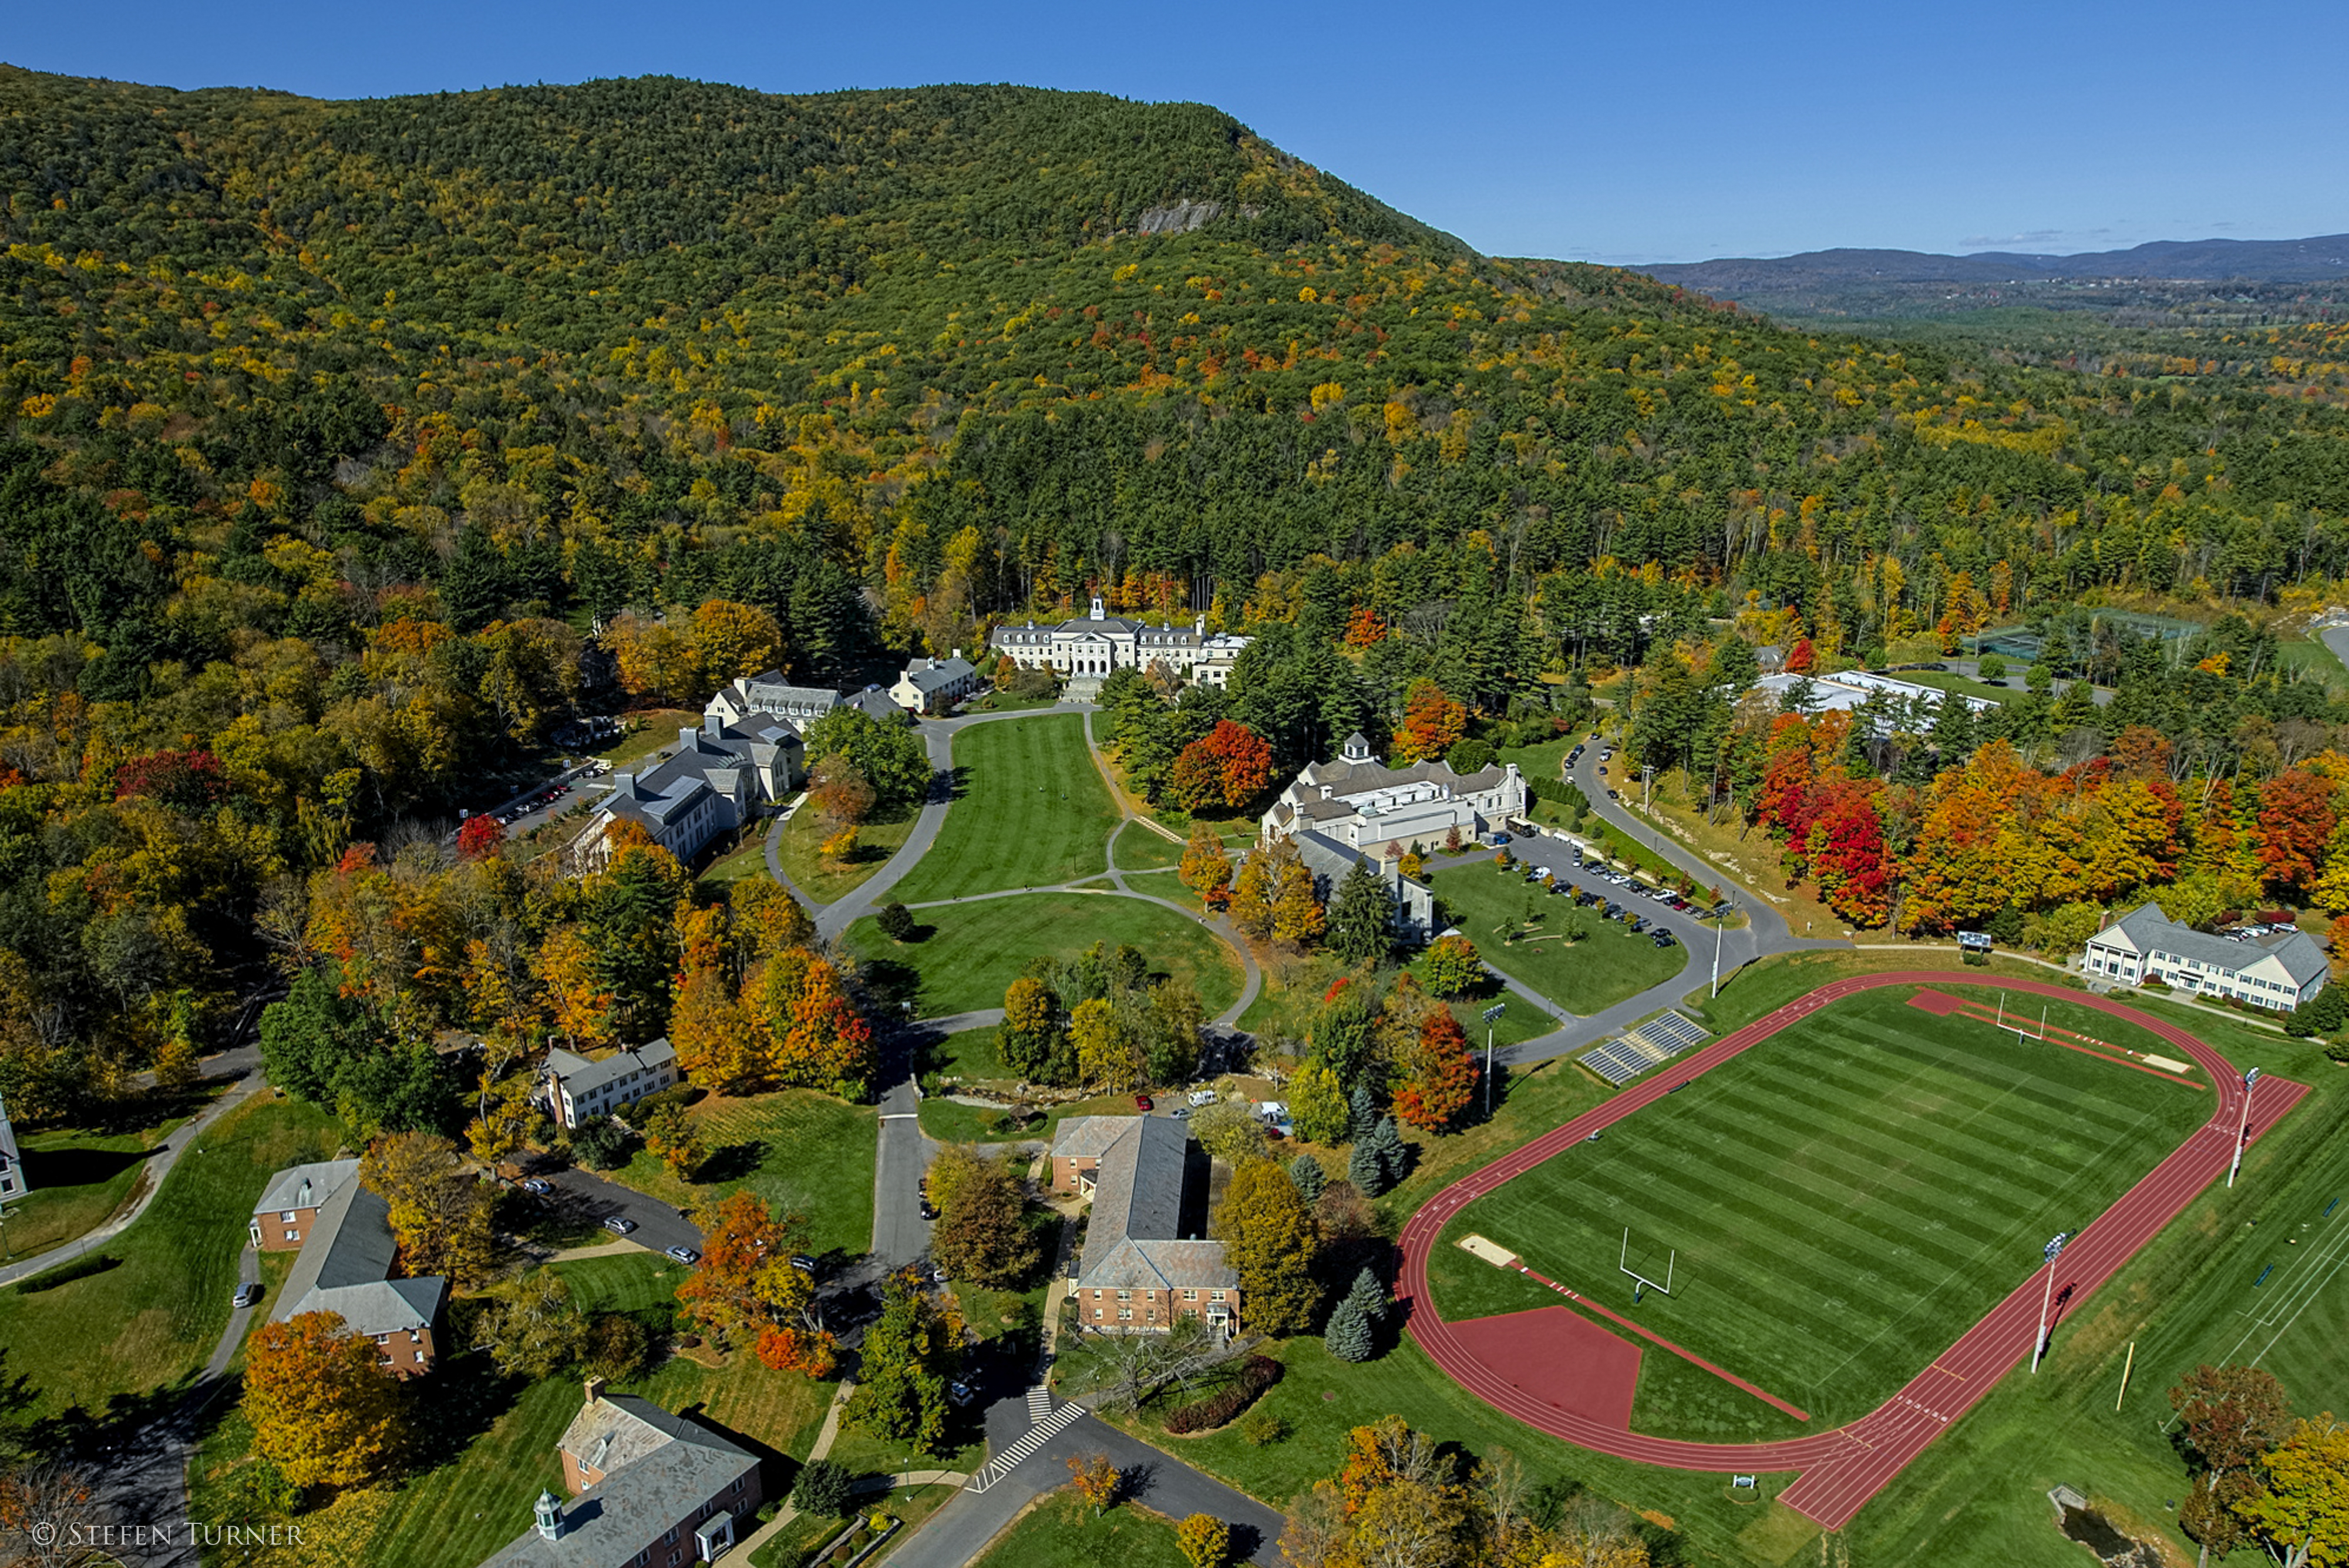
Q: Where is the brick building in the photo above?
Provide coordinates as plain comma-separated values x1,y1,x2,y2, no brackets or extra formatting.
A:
1051,1115,1238,1335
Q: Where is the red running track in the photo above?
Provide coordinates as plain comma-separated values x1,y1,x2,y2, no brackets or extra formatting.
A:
1398,971,2304,1532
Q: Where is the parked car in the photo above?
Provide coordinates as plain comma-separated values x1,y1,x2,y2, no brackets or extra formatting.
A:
521,1178,551,1195
948,1379,976,1407
1134,1093,1154,1111
1187,1089,1217,1106
603,1216,638,1235
667,1246,701,1265
920,1200,940,1220
1490,831,1512,845
789,1254,817,1274
233,1281,262,1309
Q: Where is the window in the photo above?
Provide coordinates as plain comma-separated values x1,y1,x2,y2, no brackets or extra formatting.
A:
1118,1308,1133,1321
1116,1290,1131,1301
1093,1308,1104,1321
281,1210,298,1222
1183,1290,1199,1301
284,1230,298,1241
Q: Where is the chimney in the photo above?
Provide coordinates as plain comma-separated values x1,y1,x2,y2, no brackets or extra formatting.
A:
584,1375,607,1407
679,725,698,752
1196,614,1206,635
702,712,721,738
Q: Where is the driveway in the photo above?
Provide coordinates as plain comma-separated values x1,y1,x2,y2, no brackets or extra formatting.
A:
870,1061,936,1272
889,1408,1285,1568
543,1167,705,1259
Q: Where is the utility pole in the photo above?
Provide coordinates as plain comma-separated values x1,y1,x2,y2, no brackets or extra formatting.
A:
2032,1232,2068,1373
1482,1002,1507,1117
2229,1067,2262,1188
1711,898,1731,998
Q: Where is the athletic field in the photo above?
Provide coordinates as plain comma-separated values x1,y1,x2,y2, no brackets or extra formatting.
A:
1435,984,2212,1439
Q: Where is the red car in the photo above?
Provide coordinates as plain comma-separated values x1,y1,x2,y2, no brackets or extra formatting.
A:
1134,1094,1154,1112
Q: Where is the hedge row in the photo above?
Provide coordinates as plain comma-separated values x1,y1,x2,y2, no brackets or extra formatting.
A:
1164,1355,1282,1434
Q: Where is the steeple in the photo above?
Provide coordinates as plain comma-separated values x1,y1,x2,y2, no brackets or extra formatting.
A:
1090,594,1106,620
533,1488,563,1541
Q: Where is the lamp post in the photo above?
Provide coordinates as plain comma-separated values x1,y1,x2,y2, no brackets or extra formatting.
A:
2229,1067,2261,1189
2031,1232,2068,1373
1711,897,1733,999
1482,1002,1507,1118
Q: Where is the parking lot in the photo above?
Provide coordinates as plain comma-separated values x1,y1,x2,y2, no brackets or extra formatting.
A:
1497,831,1724,951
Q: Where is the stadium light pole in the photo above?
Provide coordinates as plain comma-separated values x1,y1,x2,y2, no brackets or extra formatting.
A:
1482,1002,1507,1117
2228,1067,2262,1189
2031,1232,2068,1373
1711,898,1731,999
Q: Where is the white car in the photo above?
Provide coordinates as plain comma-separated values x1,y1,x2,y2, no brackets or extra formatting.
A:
1187,1089,1218,1106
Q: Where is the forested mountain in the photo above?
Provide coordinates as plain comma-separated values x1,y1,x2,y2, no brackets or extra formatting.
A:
6,63,2349,1100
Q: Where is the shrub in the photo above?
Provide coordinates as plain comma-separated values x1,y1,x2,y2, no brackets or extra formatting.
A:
1163,1355,1282,1434
1239,1409,1289,1446
875,901,916,941
571,1115,635,1170
792,1458,856,1517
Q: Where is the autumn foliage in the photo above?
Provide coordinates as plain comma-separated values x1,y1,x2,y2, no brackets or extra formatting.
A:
1169,719,1274,813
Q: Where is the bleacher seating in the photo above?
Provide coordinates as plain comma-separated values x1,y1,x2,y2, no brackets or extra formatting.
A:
1577,1011,1711,1086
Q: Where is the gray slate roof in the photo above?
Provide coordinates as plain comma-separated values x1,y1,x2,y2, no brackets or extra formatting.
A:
271,1178,446,1338
253,1158,361,1216
2098,903,2330,987
547,1038,678,1101
479,1394,758,1568
1066,1116,1236,1292
899,657,977,694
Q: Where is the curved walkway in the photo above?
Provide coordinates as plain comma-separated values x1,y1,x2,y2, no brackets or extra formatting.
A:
1398,973,2298,1532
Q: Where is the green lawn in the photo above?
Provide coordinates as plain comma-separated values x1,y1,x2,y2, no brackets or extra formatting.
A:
921,1026,1014,1084
846,892,1244,1018
970,1490,1185,1568
889,715,1116,900
1895,669,2012,705
5,1102,210,1261
775,799,921,904
1110,820,1185,873
1426,866,1689,1015
1435,984,2211,1438
0,1094,341,1423
699,833,775,888
593,709,703,768
605,1091,878,1259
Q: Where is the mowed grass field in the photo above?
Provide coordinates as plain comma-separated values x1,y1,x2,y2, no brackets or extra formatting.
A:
1436,984,2210,1438
605,1089,877,1257
889,714,1116,900
847,891,1245,1018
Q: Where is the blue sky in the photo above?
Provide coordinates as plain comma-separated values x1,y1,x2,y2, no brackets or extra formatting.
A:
6,0,2343,264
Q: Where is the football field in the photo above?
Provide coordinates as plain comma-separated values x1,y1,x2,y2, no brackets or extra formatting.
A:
1436,985,2212,1439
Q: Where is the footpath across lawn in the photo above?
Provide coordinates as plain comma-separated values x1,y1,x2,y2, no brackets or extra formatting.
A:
849,891,1244,1018
0,1093,341,1422
890,714,1116,900
774,798,920,903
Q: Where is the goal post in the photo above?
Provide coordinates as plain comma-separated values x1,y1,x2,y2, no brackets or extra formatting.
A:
1620,1228,1677,1301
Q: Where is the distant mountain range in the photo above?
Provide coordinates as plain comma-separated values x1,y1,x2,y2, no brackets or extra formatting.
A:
1644,234,2349,291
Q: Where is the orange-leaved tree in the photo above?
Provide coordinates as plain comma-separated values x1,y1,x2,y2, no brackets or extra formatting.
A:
1392,679,1465,765
675,1190,814,1347
1179,820,1234,907
243,1311,406,1489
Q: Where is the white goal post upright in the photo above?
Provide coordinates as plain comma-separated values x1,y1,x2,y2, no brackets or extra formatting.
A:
1619,1229,1676,1303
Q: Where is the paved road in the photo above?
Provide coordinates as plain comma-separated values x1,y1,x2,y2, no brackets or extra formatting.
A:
870,1058,936,1273
543,1167,705,1259
890,1404,1286,1568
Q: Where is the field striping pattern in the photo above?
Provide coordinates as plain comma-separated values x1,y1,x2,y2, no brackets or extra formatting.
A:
1399,973,2306,1531
1449,986,2206,1432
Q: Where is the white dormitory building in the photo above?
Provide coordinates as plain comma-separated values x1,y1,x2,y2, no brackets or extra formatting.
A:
544,1038,680,1130
1261,732,1527,853
2082,904,2329,1012
1753,669,2000,728
890,654,981,715
566,714,804,873
990,598,1253,689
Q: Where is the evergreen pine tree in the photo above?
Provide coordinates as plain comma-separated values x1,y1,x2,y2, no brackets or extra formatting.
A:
1345,1265,1389,1322
1324,1295,1375,1362
1348,1085,1379,1143
1288,1153,1327,1203
1348,1133,1391,1197
1326,860,1395,966
1371,1116,1410,1188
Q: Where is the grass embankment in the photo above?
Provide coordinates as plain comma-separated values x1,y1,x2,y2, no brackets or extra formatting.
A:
591,709,702,769
1234,948,1552,1055
606,1091,877,1258
1591,758,1842,935
890,714,1117,901
847,892,1244,1018
0,1094,341,1421
5,1097,217,1261
1427,864,1688,1015
1433,983,2209,1438
774,799,921,903
970,1492,1187,1568
1110,819,1185,872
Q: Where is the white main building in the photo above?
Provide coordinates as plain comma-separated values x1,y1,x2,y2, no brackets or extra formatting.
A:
1260,732,1526,853
990,598,1251,688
